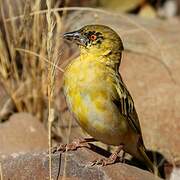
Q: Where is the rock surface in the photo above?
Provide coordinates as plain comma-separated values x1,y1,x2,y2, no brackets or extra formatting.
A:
0,148,162,180
0,113,48,155
121,51,180,164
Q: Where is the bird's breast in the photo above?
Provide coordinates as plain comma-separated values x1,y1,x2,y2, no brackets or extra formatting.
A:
63,58,129,145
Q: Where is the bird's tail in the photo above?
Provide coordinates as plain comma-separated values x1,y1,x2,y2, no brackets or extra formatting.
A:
138,145,160,177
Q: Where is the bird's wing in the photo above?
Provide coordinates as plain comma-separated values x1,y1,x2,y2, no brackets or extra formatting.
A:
113,73,142,135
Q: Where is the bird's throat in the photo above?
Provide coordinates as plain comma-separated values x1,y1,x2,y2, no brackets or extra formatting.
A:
80,47,121,70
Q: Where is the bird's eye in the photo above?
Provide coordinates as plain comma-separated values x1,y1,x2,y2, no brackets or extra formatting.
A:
90,34,97,41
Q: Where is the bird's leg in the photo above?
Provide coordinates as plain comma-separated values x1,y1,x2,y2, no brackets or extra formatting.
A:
52,137,96,153
91,144,124,166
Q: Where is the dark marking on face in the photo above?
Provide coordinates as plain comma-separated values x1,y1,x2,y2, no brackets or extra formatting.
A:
83,31,104,47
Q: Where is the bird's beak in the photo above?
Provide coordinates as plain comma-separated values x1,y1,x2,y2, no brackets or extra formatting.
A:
63,30,88,46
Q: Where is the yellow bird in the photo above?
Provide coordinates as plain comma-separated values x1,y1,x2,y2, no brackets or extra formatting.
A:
60,24,158,175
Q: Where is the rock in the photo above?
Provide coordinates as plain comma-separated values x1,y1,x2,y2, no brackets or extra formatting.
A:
121,52,180,164
0,113,48,155
0,148,162,180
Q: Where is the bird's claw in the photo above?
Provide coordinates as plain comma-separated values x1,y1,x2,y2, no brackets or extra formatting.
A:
51,138,91,153
90,158,108,166
51,144,68,153
90,156,117,166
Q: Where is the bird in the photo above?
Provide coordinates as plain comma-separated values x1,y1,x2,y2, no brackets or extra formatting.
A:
58,24,159,175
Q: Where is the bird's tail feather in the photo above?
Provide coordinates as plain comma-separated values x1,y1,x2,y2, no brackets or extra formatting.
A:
138,145,160,177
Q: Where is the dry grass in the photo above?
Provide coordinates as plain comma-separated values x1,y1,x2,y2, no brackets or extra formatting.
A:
0,162,2,180
46,0,55,179
0,1,64,179
0,0,64,122
45,0,65,179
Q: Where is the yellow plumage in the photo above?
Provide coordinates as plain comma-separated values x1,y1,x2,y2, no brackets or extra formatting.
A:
62,25,159,175
64,54,133,144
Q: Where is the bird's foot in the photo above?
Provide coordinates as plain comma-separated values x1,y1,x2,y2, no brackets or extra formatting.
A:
90,152,118,166
90,144,124,166
52,138,94,153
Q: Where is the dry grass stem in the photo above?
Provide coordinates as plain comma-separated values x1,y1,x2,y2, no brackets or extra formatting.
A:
15,48,64,72
46,0,57,179
62,116,72,180
0,163,3,180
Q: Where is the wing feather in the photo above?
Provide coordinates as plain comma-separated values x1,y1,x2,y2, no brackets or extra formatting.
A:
114,73,142,135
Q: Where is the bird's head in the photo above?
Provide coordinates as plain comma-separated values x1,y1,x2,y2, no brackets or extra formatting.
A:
63,25,124,65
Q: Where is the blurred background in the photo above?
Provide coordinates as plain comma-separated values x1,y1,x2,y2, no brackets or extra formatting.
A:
0,0,180,179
